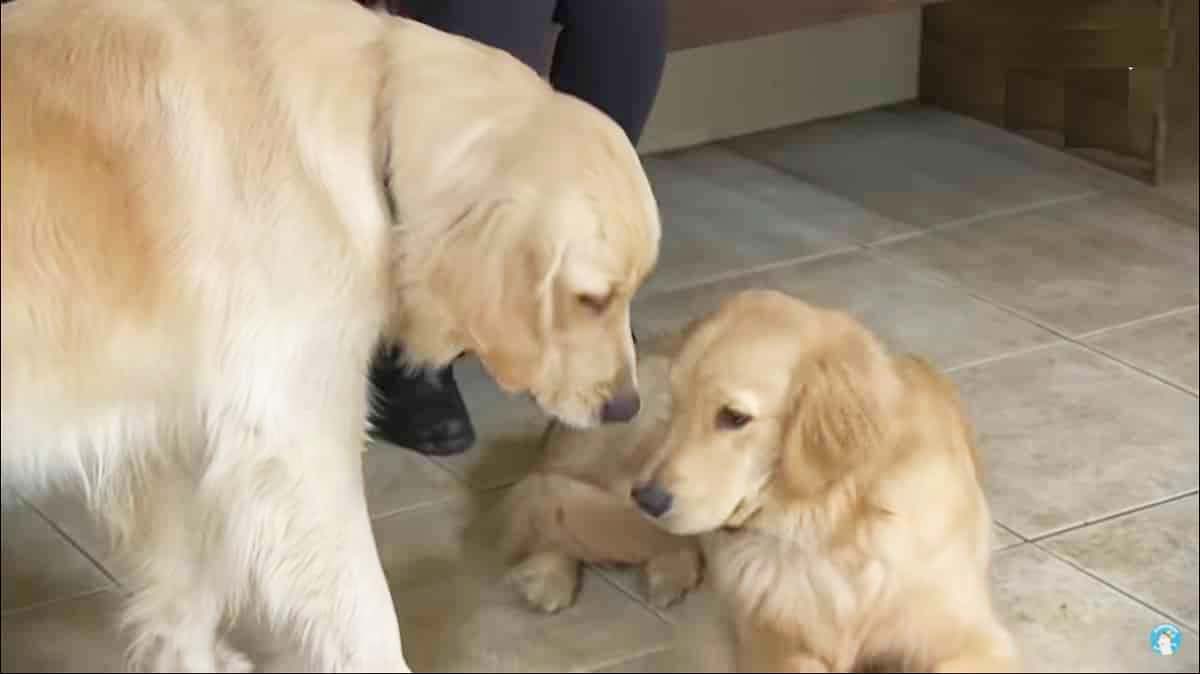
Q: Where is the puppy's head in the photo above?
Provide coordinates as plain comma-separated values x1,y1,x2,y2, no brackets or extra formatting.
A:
630,290,902,535
392,92,661,429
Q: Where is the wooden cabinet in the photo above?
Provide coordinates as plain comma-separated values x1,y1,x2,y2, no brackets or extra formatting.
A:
919,0,1197,185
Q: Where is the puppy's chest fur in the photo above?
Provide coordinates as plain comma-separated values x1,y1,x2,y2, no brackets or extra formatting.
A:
704,527,917,671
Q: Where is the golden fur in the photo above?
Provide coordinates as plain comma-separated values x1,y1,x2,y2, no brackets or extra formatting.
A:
500,352,704,614
505,289,1020,672
1,0,660,671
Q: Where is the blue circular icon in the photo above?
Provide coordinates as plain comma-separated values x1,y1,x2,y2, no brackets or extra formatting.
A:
1150,623,1182,656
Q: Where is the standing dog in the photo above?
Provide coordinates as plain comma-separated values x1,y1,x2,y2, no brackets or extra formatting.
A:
1,0,660,671
634,290,1020,672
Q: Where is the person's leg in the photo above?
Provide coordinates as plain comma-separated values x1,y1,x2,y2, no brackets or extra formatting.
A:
549,0,666,353
549,0,668,146
406,0,559,74
368,0,559,456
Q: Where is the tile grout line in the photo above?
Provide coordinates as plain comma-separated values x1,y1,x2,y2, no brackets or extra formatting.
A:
0,586,115,620
943,341,1064,374
638,244,861,301
1073,304,1200,341
863,247,1200,398
1031,538,1200,638
994,520,1027,545
1063,337,1199,399
717,130,1101,240
581,645,675,673
585,563,675,627
867,191,1101,249
1024,489,1200,545
20,494,123,589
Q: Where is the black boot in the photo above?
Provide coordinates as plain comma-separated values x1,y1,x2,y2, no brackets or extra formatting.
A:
367,346,477,456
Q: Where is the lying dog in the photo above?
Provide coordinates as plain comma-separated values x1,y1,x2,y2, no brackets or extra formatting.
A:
501,352,704,615
1,0,660,671
634,289,1020,672
505,289,1019,672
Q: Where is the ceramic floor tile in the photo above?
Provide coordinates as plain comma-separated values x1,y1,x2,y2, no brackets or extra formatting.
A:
877,195,1200,337
993,544,1199,672
653,144,913,246
373,492,673,672
361,444,467,519
0,590,127,673
993,524,1023,550
631,249,1058,372
426,356,555,490
639,145,912,293
725,109,1093,229
1041,495,1200,633
1083,309,1199,394
950,342,1199,540
1,504,110,612
21,488,118,581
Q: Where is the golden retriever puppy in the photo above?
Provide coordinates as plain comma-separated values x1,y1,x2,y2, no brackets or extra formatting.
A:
501,353,704,615
1,0,660,671
630,290,1020,673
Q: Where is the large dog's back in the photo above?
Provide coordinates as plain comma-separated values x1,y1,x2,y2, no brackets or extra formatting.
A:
0,0,391,495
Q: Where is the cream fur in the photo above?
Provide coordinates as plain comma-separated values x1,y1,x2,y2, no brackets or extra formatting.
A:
0,0,660,671
499,353,704,615
502,290,1021,672
641,290,1020,672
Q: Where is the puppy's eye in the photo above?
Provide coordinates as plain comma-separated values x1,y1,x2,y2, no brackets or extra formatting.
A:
716,406,753,430
577,293,611,313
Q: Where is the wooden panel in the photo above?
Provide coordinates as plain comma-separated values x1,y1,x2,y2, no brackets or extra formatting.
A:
664,0,941,51
1006,69,1065,133
919,0,1178,184
923,21,1173,69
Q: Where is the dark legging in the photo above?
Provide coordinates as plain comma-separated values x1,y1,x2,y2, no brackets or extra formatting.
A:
402,0,668,145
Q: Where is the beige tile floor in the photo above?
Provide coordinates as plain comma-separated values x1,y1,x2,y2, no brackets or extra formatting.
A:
3,105,1197,673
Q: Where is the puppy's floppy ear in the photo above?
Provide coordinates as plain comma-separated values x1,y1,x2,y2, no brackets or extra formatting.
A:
778,316,901,498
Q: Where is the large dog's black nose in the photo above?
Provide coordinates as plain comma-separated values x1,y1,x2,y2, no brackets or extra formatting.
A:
631,482,673,518
601,390,641,424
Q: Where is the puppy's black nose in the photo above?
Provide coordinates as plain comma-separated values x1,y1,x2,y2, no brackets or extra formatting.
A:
601,391,641,424
631,482,673,518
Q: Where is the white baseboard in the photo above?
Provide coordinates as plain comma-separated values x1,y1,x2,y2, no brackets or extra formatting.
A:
637,8,923,155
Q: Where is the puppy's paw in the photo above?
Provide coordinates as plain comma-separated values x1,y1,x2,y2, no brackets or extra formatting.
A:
644,545,703,609
507,551,581,614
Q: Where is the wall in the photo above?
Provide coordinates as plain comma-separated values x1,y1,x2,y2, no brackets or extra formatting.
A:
637,8,924,154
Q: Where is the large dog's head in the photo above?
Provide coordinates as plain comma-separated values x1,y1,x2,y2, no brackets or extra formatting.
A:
387,85,661,429
629,290,904,535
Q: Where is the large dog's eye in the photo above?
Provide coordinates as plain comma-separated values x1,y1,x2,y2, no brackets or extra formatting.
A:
577,292,612,313
716,406,753,430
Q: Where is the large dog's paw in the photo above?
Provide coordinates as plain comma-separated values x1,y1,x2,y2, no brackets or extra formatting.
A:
644,545,703,610
507,551,581,614
213,638,255,673
129,633,254,673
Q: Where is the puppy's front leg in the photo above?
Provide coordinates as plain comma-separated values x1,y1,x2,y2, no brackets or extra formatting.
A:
642,541,703,609
734,624,828,673
508,550,582,613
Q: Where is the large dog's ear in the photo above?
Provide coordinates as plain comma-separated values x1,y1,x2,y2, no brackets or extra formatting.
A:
778,316,901,499
428,196,567,392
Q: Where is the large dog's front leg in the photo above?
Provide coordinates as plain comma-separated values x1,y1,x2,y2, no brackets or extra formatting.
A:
228,432,409,673
118,470,254,673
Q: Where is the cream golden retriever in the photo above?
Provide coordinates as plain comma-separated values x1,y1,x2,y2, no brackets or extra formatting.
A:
0,0,660,671
505,289,1020,672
